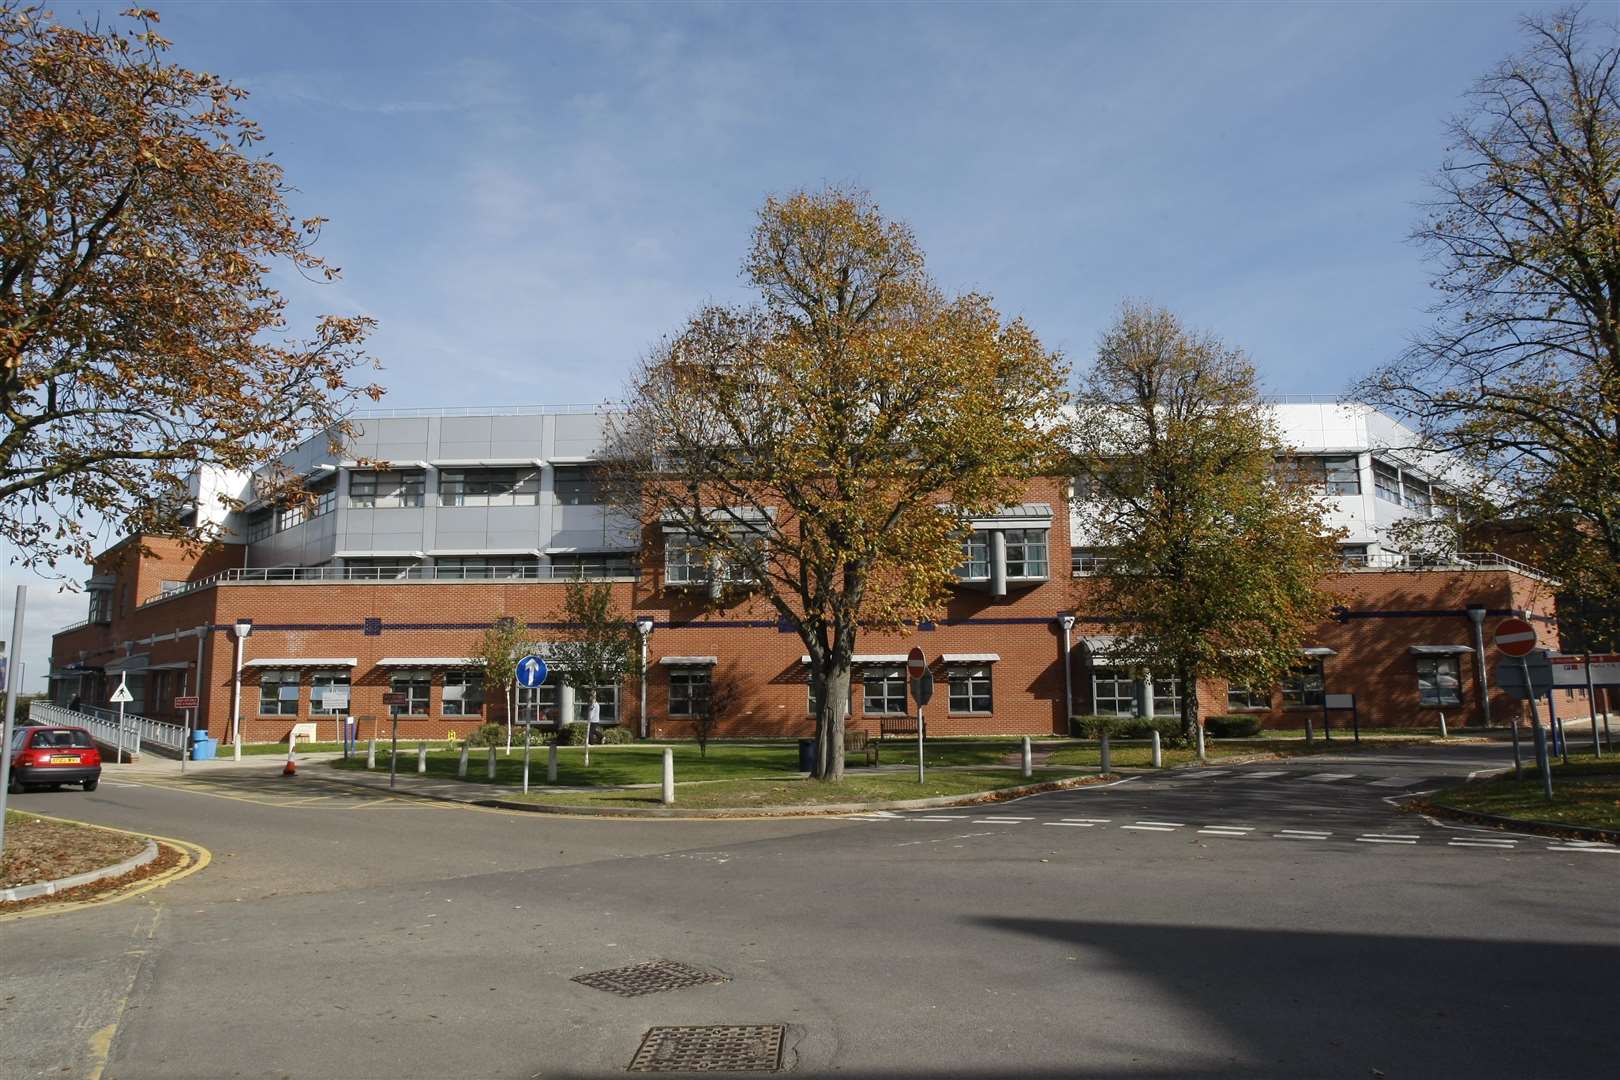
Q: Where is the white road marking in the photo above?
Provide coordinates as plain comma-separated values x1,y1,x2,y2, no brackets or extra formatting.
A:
1275,831,1331,839
1305,773,1357,782
1546,844,1620,853
1122,824,1178,832
1042,821,1098,827
1368,777,1423,787
1242,771,1286,779
1134,820,1185,827
1062,817,1112,823
1449,840,1518,849
972,818,1027,825
1197,828,1252,837
1189,770,1230,777
913,815,967,821
1357,835,1419,845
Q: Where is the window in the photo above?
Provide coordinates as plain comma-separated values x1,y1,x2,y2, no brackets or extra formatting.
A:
433,556,539,580
1227,684,1270,710
1337,543,1369,567
276,501,306,531
516,672,558,725
1404,478,1432,516
863,667,908,716
311,481,336,519
245,510,273,543
1322,456,1361,495
1373,460,1402,505
389,670,431,717
344,557,422,579
949,666,993,713
1151,675,1184,718
258,670,299,716
348,469,425,509
665,534,709,585
553,465,604,506
1091,668,1136,717
669,669,711,718
958,533,990,580
88,589,112,623
29,728,95,749
549,553,636,578
573,680,618,723
442,670,484,716
1416,656,1461,706
1281,660,1325,708
1071,548,1111,575
1004,530,1049,579
722,532,766,583
311,672,350,714
438,468,540,507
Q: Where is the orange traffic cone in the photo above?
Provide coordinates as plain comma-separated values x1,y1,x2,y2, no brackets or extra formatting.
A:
283,743,298,777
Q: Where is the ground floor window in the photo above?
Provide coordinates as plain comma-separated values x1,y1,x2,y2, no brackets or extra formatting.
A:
1281,660,1325,708
516,673,558,724
1416,656,1462,706
863,667,907,715
948,666,993,713
574,680,618,724
442,669,484,715
1227,684,1270,710
311,672,350,714
669,669,711,718
1091,668,1135,716
390,669,431,717
1151,675,1184,718
258,670,299,716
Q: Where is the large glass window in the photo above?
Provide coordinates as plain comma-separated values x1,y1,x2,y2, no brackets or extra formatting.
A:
573,681,618,723
258,670,299,716
1071,548,1111,575
310,481,336,519
349,469,425,509
1323,456,1361,495
442,670,484,716
958,533,990,580
88,589,112,623
1004,530,1049,579
948,666,993,713
863,667,908,716
669,669,711,718
1417,656,1461,706
1227,684,1270,710
276,502,306,531
549,553,636,578
1091,668,1135,717
344,557,421,579
1404,478,1432,516
311,672,350,714
1152,675,1184,718
433,556,539,580
1281,660,1325,708
516,673,558,725
552,465,604,506
665,534,708,585
438,468,540,507
245,510,273,543
1373,460,1402,505
389,670,431,717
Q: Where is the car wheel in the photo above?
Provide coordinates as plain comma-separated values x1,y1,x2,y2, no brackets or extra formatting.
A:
6,773,22,795
82,778,99,792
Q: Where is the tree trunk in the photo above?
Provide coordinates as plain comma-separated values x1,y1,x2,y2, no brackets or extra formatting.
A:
814,662,851,782
1178,660,1199,744
505,685,514,754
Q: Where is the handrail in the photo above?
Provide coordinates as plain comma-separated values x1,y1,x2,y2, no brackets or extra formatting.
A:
1071,549,1554,582
138,562,641,608
349,403,612,419
30,702,188,756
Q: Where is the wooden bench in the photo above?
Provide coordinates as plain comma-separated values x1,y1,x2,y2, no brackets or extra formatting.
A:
843,728,880,766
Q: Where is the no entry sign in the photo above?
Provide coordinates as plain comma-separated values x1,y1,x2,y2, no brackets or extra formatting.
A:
1494,617,1538,657
906,647,926,677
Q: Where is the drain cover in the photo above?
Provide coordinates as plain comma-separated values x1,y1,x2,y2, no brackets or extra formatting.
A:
629,1024,784,1072
571,959,729,997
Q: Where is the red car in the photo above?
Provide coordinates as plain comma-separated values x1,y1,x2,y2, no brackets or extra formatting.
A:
7,725,102,793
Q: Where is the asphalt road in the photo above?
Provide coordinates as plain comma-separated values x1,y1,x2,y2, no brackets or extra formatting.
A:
3,743,1616,1079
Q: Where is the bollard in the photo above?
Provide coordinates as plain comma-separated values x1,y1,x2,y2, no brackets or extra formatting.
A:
487,745,497,780
661,747,675,805
1196,723,1206,762
1021,736,1032,779
1151,729,1162,768
457,744,469,779
366,739,376,769
1438,713,1448,739
417,743,428,774
547,743,558,784
1099,732,1111,775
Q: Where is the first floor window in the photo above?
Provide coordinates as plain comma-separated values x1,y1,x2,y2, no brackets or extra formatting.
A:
669,669,711,718
958,533,990,580
434,556,538,580
259,670,299,716
348,468,425,508
948,666,993,713
552,465,604,505
1227,684,1270,710
1091,668,1135,717
345,557,422,579
1003,529,1049,579
1151,675,1184,718
312,672,351,714
1416,656,1461,706
574,680,618,724
245,510,273,543
442,670,484,716
390,670,431,717
863,667,907,715
1373,460,1402,505
665,534,708,584
1071,547,1111,575
549,553,636,578
1281,661,1325,708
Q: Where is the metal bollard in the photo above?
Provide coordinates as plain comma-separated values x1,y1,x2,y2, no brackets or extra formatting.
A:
1438,713,1448,739
1151,729,1162,768
417,743,427,774
1196,723,1206,762
457,745,469,779
1099,732,1111,775
661,747,675,805
1021,735,1032,779
547,743,558,784
366,739,376,769
487,745,497,780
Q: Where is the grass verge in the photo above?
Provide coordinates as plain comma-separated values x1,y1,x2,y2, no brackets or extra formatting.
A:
331,743,805,787
1427,754,1620,833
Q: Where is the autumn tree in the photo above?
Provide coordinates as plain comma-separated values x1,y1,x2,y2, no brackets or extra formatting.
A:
545,580,641,764
0,5,379,569
1071,303,1340,741
1355,6,1620,643
607,187,1067,781
473,615,527,752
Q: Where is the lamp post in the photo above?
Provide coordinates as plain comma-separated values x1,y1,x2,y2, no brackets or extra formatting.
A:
229,619,252,762
1466,605,1491,728
635,616,655,739
1056,613,1076,732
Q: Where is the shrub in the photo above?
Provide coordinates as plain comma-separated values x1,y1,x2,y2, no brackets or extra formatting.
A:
1205,714,1264,738
552,723,580,746
597,726,635,745
466,722,506,748
1070,715,1187,747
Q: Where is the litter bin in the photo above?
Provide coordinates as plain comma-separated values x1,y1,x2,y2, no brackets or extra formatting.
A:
797,738,816,772
192,736,218,761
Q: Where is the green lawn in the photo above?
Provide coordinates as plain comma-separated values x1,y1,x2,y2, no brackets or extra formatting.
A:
503,767,1083,809
331,742,806,787
1429,754,1620,832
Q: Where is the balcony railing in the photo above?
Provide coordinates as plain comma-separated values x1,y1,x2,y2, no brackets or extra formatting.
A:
1071,550,1552,581
138,562,640,608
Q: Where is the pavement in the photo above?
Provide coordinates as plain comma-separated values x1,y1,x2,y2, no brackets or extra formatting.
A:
2,742,1616,1079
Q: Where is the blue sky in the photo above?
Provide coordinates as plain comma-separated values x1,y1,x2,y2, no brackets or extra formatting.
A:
1,0,1565,688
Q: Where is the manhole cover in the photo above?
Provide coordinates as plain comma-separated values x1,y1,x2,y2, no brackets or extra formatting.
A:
572,959,729,997
629,1024,784,1072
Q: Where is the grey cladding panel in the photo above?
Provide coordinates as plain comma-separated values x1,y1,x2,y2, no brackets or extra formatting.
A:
553,413,607,457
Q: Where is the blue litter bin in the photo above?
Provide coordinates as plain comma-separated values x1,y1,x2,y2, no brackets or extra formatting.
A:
797,738,816,772
191,734,217,761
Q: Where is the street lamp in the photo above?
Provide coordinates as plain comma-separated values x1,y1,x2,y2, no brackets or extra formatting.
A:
1056,613,1076,732
635,617,656,740
1465,605,1491,728
229,620,253,762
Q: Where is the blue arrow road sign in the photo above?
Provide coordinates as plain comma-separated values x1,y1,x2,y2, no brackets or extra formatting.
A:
515,654,549,689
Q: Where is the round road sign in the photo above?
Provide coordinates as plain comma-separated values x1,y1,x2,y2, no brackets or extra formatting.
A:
1494,617,1538,657
906,646,926,677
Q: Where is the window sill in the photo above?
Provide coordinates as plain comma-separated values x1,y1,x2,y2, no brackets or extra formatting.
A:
948,711,994,717
1281,705,1324,712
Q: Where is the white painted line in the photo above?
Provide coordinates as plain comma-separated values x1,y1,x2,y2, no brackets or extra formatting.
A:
1449,840,1518,849
1278,829,1331,836
1242,771,1286,779
1356,836,1418,845
1197,829,1252,837
978,815,1033,821
1134,820,1185,827
913,815,967,821
1368,777,1423,787
1042,821,1097,827
1189,770,1230,777
1275,832,1331,840
1305,773,1357,782
1121,824,1178,832
1546,844,1620,853
1061,817,1112,823
972,819,1026,825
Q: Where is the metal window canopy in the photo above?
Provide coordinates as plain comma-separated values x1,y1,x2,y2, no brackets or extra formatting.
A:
659,507,776,532
427,548,543,558
1409,644,1474,656
938,502,1053,528
658,656,718,666
377,657,482,667
428,458,546,468
242,657,358,668
799,654,909,666
544,531,639,554
335,550,427,560
941,653,1001,663
104,654,151,673
1300,647,1339,657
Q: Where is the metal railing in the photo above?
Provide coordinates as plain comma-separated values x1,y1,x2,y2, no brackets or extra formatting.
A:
30,701,188,757
139,561,640,607
1070,550,1554,581
349,403,611,419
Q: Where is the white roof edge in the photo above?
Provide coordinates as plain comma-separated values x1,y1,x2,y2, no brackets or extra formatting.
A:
427,548,541,557
942,653,1001,663
335,550,427,560
338,460,430,470
1300,647,1339,657
1408,644,1474,655
243,657,358,667
659,655,718,666
377,657,483,667
798,654,910,665
428,459,542,468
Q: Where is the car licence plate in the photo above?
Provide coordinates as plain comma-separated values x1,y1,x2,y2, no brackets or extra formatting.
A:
49,755,80,764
